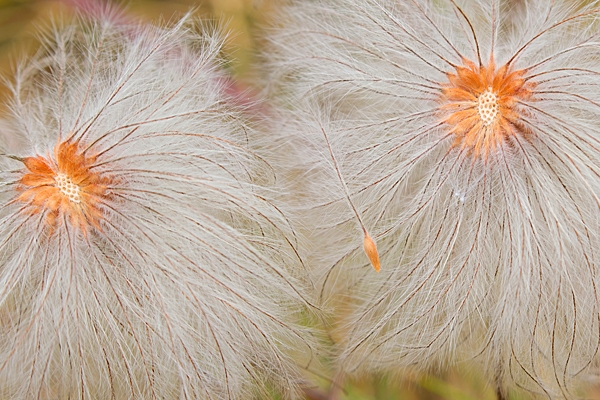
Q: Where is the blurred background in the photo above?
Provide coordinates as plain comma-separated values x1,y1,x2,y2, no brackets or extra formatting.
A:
0,0,275,105
0,0,598,399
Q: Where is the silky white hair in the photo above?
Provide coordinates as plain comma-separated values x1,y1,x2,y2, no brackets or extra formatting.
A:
0,11,314,399
266,0,600,398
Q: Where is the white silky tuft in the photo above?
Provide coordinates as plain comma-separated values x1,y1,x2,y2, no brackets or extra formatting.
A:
266,0,600,398
0,12,313,399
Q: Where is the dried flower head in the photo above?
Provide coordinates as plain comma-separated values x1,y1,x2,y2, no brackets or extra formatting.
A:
17,140,115,233
267,0,600,397
441,56,536,159
0,12,312,399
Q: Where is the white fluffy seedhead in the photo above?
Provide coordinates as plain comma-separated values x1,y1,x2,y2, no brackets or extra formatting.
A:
268,0,600,397
0,12,313,399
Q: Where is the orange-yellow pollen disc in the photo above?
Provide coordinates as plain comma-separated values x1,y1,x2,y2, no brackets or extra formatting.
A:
16,140,113,234
54,173,81,204
477,88,498,126
440,57,535,160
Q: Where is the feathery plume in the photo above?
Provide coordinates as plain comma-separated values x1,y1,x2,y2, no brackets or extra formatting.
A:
267,0,600,397
0,12,312,399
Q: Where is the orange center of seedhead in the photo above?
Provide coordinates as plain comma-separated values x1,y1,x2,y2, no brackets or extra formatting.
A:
16,140,113,234
440,57,536,160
